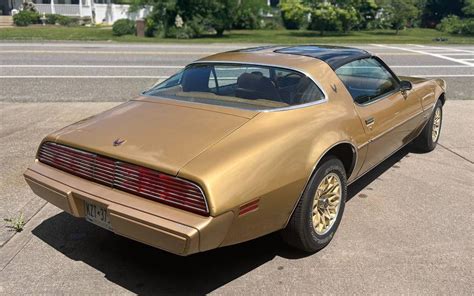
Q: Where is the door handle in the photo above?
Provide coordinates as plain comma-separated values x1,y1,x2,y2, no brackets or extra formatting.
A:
365,117,375,126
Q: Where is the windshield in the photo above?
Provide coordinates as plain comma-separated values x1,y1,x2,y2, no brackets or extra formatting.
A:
143,63,325,110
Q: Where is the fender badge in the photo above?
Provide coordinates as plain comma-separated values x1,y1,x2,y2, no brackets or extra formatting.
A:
113,138,126,147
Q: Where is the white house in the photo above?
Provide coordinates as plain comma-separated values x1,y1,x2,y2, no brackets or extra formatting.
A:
0,0,151,24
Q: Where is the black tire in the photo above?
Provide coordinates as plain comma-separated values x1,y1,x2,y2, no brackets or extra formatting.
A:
413,100,443,152
281,157,347,253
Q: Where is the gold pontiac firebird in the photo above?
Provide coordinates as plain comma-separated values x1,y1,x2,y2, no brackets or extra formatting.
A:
24,45,446,255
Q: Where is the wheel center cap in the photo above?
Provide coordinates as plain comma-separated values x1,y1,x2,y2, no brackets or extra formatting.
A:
319,198,329,209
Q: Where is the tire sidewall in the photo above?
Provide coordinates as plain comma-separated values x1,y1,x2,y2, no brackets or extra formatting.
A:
301,158,347,250
426,101,443,149
431,102,443,145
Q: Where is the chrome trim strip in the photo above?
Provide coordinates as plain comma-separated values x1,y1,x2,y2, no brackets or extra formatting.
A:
357,141,370,150
141,61,329,113
354,89,401,107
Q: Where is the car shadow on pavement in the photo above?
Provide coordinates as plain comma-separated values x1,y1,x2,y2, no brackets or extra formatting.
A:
32,146,412,295
347,146,410,202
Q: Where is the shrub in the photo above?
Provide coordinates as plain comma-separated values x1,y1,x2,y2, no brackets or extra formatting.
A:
13,10,40,26
164,17,206,39
165,26,195,39
233,8,260,29
337,6,358,33
308,3,340,34
436,15,474,35
280,0,309,30
45,14,60,25
144,17,158,37
232,0,266,29
186,17,207,37
112,19,136,36
262,18,283,30
463,18,474,34
437,15,463,34
56,15,79,26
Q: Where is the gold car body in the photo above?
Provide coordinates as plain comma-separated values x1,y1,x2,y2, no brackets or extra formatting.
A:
24,47,446,255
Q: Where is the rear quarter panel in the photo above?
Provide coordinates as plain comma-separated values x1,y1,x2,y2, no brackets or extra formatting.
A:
178,65,367,246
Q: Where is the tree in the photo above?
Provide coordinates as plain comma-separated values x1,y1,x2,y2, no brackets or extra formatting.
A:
233,0,266,29
308,2,340,35
386,0,420,34
280,0,310,30
421,0,464,27
463,0,474,16
337,6,359,33
134,0,256,37
334,0,380,29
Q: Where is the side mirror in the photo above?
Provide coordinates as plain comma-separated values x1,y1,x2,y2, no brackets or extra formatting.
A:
400,80,413,92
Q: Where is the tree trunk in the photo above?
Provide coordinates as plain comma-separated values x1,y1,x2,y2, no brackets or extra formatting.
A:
216,28,224,37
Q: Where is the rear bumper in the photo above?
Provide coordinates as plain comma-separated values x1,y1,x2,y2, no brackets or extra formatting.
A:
24,161,234,256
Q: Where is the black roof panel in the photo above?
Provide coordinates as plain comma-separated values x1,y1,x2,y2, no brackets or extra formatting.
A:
274,45,372,70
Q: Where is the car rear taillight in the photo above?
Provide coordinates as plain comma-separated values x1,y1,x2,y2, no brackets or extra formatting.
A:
38,142,209,215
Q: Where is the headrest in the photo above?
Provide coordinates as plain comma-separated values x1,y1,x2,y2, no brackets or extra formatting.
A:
235,72,280,101
181,67,211,92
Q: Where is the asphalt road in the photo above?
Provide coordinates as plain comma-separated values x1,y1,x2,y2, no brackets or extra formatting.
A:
0,42,473,295
0,42,473,101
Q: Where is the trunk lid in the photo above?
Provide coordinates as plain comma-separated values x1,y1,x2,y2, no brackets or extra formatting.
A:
53,99,254,176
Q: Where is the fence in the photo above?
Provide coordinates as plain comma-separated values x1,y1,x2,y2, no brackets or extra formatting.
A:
35,3,151,24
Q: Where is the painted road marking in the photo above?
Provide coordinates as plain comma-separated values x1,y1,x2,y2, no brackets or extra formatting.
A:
0,65,184,69
0,76,169,78
390,65,472,68
414,74,474,77
0,43,243,49
0,50,214,55
1,64,472,69
434,53,474,56
0,49,423,56
372,44,474,66
411,45,474,54
1,74,474,79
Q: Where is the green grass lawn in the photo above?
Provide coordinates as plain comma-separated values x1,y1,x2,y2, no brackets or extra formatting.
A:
0,25,473,44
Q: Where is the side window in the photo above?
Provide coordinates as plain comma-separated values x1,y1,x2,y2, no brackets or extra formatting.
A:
336,58,398,105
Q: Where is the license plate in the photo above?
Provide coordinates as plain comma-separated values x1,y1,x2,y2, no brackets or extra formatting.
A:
85,202,112,230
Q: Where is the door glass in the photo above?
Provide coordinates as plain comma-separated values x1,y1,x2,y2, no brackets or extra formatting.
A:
336,58,398,105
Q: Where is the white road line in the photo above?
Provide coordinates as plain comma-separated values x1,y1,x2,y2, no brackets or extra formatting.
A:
0,76,168,78
411,44,474,54
0,50,213,55
389,65,472,68
1,64,472,69
0,43,244,49
1,74,474,79
415,74,474,77
0,65,183,69
372,44,474,66
441,53,474,56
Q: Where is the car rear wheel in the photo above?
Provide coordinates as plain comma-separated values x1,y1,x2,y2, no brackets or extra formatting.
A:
281,157,347,252
413,100,443,152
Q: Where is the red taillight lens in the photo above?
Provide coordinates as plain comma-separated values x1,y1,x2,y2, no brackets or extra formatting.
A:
38,142,209,215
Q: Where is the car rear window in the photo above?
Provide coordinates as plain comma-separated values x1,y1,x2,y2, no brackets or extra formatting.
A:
143,63,325,110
